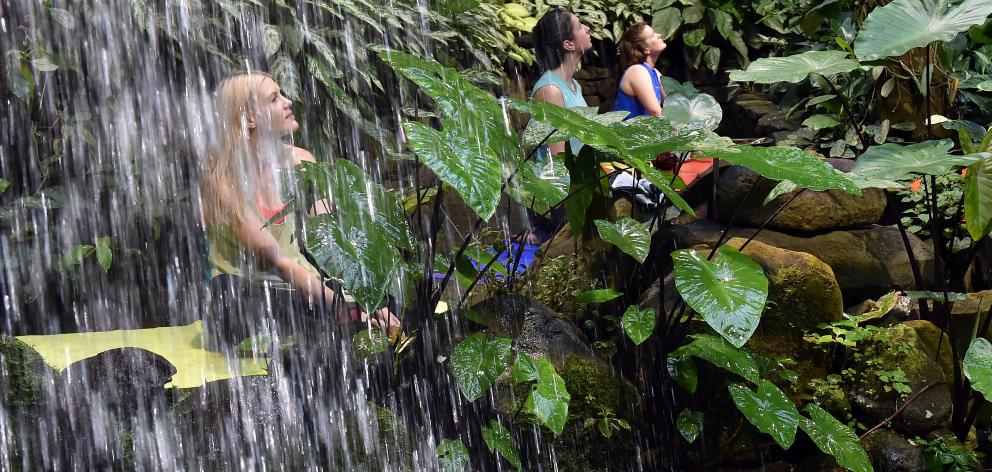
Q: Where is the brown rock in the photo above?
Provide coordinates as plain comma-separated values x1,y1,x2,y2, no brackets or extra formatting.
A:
575,66,609,80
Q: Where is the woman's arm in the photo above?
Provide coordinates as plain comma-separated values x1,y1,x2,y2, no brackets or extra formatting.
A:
623,66,662,117
533,85,567,156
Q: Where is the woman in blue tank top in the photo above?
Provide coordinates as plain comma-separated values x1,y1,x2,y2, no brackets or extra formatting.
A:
614,23,667,120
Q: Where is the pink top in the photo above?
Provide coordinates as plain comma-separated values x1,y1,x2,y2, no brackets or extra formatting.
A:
255,195,287,225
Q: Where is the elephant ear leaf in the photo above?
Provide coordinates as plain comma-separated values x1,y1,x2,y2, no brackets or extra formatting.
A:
728,50,858,84
800,404,872,472
595,217,651,263
855,0,992,61
964,337,992,402
964,156,992,241
729,381,801,449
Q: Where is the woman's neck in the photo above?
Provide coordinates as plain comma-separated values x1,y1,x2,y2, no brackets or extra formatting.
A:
643,53,659,69
553,53,581,83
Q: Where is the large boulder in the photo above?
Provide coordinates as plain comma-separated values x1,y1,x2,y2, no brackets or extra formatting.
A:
715,159,887,232
727,237,844,351
673,220,934,298
862,428,926,472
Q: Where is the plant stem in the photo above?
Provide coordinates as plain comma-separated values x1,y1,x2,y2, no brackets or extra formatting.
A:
820,73,864,150
859,382,945,439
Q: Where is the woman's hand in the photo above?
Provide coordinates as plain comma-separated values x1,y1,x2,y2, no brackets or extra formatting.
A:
367,308,403,342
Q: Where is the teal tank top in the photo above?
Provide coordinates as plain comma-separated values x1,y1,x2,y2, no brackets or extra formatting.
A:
530,70,587,161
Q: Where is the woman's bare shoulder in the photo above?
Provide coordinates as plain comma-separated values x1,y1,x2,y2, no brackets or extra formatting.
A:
533,84,564,105
289,145,317,165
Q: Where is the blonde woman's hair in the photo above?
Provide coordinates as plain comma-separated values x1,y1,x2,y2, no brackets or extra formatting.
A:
201,71,272,228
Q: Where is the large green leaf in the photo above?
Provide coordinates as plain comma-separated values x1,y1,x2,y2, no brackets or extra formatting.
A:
669,333,761,383
268,53,300,100
964,337,992,402
511,352,540,383
964,156,992,240
436,438,471,472
621,305,656,345
481,420,522,471
729,381,801,449
667,356,698,393
523,107,629,147
800,404,872,472
661,93,723,130
595,217,651,263
524,358,571,436
450,333,512,401
672,246,768,347
854,0,992,61
510,99,624,150
403,122,503,220
852,140,986,181
705,145,862,194
728,51,859,84
507,159,568,215
652,7,682,39
303,160,411,310
575,289,624,304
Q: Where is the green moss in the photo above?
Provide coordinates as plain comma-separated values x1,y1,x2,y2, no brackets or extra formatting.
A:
525,255,597,323
761,263,844,343
0,336,52,408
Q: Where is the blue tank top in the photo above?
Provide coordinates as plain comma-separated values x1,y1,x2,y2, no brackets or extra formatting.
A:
614,63,665,120
531,70,587,160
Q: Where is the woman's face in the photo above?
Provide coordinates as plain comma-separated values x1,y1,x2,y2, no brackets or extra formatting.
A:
253,77,298,136
568,13,592,54
641,26,666,56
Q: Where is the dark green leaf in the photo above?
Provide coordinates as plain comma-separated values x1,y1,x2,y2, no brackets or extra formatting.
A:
854,0,992,61
677,408,704,443
575,289,624,304
436,438,471,472
800,404,872,472
268,53,300,100
508,160,568,215
684,28,706,47
403,122,503,220
595,217,651,263
511,352,540,383
672,246,768,347
353,329,389,359
964,156,992,240
706,145,862,194
803,114,842,131
450,333,512,401
482,420,522,471
669,333,761,383
963,337,992,402
510,99,624,150
667,355,698,392
728,51,858,84
852,140,985,181
524,358,571,435
652,7,682,39
729,380,801,449
621,305,656,345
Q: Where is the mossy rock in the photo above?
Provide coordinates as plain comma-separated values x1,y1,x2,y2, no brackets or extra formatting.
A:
0,336,54,408
903,319,955,386
726,238,844,354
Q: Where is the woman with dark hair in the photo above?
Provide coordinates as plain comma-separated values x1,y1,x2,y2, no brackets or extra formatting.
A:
614,22,667,119
530,8,593,158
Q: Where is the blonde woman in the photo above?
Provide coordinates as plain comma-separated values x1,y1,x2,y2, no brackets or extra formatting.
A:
202,71,398,345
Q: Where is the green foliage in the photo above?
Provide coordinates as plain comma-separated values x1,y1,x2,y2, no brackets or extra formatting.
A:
876,369,912,397
450,333,512,401
667,356,698,393
963,337,992,402
676,408,704,443
854,0,992,61
800,404,872,472
704,145,862,194
669,334,761,383
917,435,985,472
481,419,522,471
896,172,966,242
964,155,992,240
729,51,859,84
575,289,623,304
620,305,656,345
594,217,651,263
729,380,801,448
436,438,471,472
522,357,571,436
661,93,723,130
353,329,390,359
852,140,985,181
672,246,768,348
651,0,751,72
582,409,631,439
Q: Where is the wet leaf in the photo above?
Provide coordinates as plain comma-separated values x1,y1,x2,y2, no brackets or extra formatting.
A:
30,54,59,72
852,140,986,181
0,178,9,195
436,438,470,472
575,289,623,304
849,291,899,323
49,7,76,29
667,355,698,393
16,321,268,388
964,337,992,402
595,217,651,263
729,380,801,449
705,145,862,195
524,358,570,436
662,93,723,130
95,236,112,272
268,53,299,100
670,334,761,383
621,305,656,345
673,246,768,347
403,122,502,220
263,24,282,59
964,155,992,240
855,0,992,61
511,352,540,383
677,408,704,443
800,404,872,472
508,159,568,215
803,114,842,131
353,329,389,359
450,333,511,401
481,420,522,471
510,99,624,150
728,51,858,84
